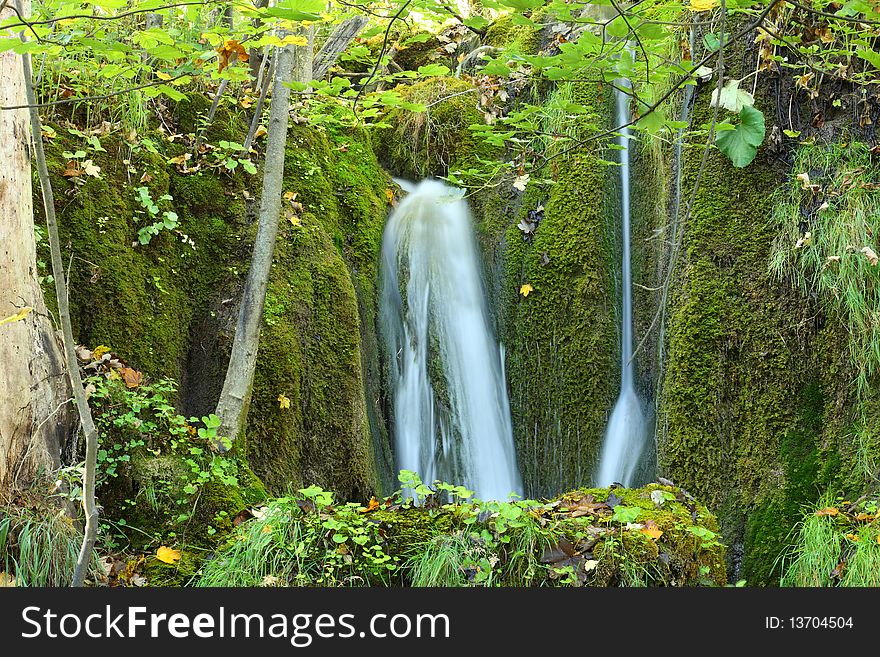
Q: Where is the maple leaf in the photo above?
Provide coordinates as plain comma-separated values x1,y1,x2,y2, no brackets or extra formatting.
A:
385,188,396,206
92,345,111,359
519,283,534,297
0,306,33,327
359,497,381,513
216,40,249,73
155,546,181,564
278,394,291,410
513,173,529,191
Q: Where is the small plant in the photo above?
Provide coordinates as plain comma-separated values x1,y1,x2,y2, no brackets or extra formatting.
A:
210,140,257,174
134,186,179,245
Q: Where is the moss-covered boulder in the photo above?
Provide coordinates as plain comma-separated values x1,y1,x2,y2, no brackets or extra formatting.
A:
376,76,496,179
196,482,726,587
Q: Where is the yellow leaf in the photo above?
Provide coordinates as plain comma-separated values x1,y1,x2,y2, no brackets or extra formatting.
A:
359,497,381,513
156,71,172,81
261,524,273,534
519,283,534,297
689,0,718,11
876,535,880,545
641,527,663,540
0,572,16,587
254,125,268,140
92,344,111,359
0,306,33,327
279,34,309,46
155,546,181,564
278,394,291,410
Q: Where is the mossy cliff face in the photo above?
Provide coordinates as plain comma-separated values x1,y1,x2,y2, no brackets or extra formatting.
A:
37,98,393,505
247,122,393,498
654,34,875,583
499,83,617,498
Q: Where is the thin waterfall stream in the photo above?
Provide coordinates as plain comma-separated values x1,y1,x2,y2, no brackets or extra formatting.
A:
380,179,522,500
596,78,648,487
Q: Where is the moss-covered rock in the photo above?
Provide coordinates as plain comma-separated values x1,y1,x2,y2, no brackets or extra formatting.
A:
485,13,542,55
375,76,496,179
197,483,726,587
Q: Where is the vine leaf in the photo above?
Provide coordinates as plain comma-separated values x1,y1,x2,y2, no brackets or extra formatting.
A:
715,105,765,168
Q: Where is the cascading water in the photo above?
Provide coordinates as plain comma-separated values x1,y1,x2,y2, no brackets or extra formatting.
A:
380,179,522,500
596,78,648,487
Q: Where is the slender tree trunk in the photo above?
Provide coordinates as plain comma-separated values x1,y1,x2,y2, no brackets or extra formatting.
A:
16,0,100,586
214,42,300,446
0,0,71,493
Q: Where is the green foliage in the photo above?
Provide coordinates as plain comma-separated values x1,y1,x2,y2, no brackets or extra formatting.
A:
199,473,727,587
781,494,880,587
715,105,766,168
134,186,179,245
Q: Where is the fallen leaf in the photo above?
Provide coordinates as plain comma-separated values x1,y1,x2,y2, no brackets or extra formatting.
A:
641,519,664,540
0,306,33,327
278,394,291,410
0,572,16,587
384,188,396,206
63,161,84,177
119,367,142,388
261,575,279,587
815,507,839,517
513,173,529,191
155,546,181,564
519,283,534,297
254,125,268,140
855,512,873,522
860,246,878,266
359,497,381,513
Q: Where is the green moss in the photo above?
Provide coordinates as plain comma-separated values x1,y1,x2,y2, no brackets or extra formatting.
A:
143,550,201,587
485,14,542,55
246,123,393,499
500,81,617,497
376,77,497,178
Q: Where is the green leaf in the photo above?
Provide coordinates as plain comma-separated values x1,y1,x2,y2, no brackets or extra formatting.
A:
715,105,765,168
856,48,880,69
417,64,451,77
605,15,629,39
612,505,642,523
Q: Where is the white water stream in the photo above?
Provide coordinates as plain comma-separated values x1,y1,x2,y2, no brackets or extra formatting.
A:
596,80,648,487
380,179,522,500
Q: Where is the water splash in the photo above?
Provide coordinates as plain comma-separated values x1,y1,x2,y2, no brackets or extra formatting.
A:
596,79,648,487
380,179,522,500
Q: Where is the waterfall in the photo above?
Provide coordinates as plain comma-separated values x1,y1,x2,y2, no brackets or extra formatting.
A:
595,79,648,487
380,179,522,500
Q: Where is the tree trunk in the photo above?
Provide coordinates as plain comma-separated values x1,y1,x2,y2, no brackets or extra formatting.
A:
213,41,300,447
0,0,71,492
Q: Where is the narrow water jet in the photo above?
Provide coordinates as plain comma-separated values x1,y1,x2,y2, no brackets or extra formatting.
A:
380,179,522,500
596,79,648,487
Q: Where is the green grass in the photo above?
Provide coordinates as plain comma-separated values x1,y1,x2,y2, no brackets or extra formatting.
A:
407,533,482,587
770,141,880,396
778,511,840,587
0,506,88,587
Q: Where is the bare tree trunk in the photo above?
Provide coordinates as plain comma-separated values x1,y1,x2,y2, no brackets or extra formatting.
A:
213,42,300,446
313,16,368,80
16,0,100,586
0,0,71,494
